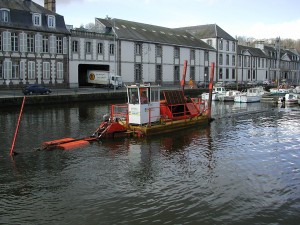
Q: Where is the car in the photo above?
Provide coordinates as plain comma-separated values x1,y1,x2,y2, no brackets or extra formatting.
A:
22,84,52,95
197,81,206,88
263,80,270,85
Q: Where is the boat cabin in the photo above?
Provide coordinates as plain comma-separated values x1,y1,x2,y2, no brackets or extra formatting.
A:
127,84,160,125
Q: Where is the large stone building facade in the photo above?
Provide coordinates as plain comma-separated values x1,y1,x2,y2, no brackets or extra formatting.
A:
0,0,69,88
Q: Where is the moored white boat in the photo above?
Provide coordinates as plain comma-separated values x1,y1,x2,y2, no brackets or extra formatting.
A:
234,86,266,103
218,90,241,101
278,93,299,105
202,86,226,101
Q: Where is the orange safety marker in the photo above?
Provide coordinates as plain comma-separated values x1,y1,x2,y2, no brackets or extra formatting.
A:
10,96,26,156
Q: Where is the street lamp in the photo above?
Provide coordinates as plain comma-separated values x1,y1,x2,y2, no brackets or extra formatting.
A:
204,73,207,88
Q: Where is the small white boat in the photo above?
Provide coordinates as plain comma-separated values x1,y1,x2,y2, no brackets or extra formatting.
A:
278,93,299,105
234,86,266,103
270,87,293,95
293,86,300,94
218,90,241,101
202,86,226,101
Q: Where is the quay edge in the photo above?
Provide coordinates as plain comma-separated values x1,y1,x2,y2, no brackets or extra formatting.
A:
0,88,206,107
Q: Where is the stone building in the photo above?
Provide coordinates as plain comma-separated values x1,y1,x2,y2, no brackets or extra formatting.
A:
0,0,70,88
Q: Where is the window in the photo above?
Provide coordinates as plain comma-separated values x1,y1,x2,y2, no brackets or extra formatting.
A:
226,54,229,65
262,58,265,68
0,60,2,79
204,51,209,61
238,55,242,67
11,32,18,52
56,37,62,54
43,62,50,79
0,33,2,51
47,15,55,28
252,70,256,79
42,35,49,53
219,39,223,50
134,63,142,82
206,39,212,46
226,41,229,51
12,60,19,79
57,62,63,79
226,68,229,79
174,47,179,58
97,43,103,54
0,9,10,22
86,42,91,53
174,66,180,81
156,45,162,57
156,64,162,83
27,34,34,52
219,68,223,79
28,61,35,79
135,43,142,55
72,40,78,52
219,54,223,65
33,13,41,26
191,50,195,60
232,69,235,79
232,55,236,66
190,66,195,80
232,42,236,52
109,44,114,55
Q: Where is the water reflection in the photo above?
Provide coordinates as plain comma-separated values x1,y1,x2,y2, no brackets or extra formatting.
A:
1,101,300,224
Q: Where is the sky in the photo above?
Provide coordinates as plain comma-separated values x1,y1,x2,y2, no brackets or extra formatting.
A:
33,0,300,40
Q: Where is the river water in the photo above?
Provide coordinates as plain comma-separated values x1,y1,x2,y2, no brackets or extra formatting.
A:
1,101,300,224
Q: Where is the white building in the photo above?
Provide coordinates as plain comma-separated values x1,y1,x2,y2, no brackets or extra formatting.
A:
68,18,217,88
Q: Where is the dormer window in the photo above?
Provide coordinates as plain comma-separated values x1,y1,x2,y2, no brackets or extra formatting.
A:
0,8,10,22
47,15,56,28
33,13,41,26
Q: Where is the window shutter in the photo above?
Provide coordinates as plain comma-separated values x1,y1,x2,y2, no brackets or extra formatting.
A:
20,61,25,79
35,34,42,53
50,35,56,54
63,37,67,54
19,33,27,53
3,31,11,51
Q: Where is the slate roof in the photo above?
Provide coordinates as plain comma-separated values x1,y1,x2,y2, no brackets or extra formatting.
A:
0,0,70,34
238,45,268,58
177,24,236,41
96,18,215,51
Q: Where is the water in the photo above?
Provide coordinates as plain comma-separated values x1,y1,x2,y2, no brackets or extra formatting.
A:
1,101,300,224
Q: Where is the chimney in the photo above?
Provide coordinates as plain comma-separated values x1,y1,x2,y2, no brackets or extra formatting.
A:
44,0,56,13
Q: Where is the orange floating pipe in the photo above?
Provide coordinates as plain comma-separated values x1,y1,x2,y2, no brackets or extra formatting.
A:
42,138,75,146
10,96,26,156
57,140,90,150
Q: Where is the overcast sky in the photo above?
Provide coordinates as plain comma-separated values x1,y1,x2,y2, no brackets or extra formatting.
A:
33,0,300,40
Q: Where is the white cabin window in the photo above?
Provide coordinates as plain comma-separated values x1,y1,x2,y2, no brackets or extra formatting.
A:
33,13,42,26
47,15,56,28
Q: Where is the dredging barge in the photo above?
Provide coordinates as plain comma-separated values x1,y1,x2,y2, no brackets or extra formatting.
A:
41,63,215,150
